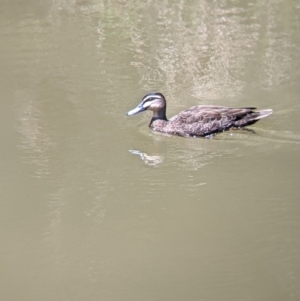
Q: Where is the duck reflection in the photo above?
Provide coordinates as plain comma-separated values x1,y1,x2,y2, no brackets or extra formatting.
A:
129,149,164,166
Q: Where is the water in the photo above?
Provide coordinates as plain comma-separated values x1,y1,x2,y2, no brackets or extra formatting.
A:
0,1,300,300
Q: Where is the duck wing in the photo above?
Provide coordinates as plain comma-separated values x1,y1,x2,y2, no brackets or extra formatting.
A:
168,105,271,136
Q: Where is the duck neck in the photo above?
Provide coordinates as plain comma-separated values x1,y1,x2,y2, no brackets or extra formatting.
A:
149,108,168,126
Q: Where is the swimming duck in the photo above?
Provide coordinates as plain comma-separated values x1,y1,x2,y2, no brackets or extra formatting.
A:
127,92,273,137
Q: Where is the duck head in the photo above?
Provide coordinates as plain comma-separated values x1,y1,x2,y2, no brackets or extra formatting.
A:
127,92,167,120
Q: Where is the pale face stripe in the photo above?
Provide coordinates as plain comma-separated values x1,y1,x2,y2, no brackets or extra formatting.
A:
142,95,161,103
142,95,162,109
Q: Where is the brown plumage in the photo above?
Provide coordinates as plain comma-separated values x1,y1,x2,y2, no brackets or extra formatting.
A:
127,92,273,137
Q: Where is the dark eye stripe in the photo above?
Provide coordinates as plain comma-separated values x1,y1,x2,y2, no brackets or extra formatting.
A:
142,95,161,103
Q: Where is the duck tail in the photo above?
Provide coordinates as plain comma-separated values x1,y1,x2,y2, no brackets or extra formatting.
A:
234,108,273,127
252,109,273,120
245,109,273,127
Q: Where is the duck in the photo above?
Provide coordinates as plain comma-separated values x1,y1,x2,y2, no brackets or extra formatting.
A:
127,92,273,137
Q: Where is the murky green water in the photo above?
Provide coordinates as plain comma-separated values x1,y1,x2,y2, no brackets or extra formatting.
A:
1,1,300,300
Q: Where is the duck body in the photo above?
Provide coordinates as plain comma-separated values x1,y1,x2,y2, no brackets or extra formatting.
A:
127,92,273,137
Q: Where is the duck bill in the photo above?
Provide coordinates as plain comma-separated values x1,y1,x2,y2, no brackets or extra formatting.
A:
127,103,146,116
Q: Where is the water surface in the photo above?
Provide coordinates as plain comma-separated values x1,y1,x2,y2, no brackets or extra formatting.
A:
0,1,300,300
